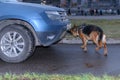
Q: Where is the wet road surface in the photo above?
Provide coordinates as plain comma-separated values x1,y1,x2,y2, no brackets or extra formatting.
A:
0,44,120,76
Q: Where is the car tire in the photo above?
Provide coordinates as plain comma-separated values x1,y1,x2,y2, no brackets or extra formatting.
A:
0,24,35,63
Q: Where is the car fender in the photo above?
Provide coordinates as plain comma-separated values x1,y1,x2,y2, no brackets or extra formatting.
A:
0,15,41,46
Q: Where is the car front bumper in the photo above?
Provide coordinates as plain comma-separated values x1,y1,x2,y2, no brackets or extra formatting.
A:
37,23,71,46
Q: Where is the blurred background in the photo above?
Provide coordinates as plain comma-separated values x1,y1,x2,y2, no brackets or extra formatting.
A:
19,0,120,16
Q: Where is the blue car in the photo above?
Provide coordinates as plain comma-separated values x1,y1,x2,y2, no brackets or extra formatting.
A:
0,0,70,63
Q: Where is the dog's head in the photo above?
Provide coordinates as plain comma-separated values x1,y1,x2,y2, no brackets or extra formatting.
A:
67,23,87,37
68,24,79,37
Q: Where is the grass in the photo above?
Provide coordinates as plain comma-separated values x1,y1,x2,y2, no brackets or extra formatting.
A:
1,73,120,80
69,19,120,39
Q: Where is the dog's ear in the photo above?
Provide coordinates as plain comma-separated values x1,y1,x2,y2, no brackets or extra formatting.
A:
73,24,77,27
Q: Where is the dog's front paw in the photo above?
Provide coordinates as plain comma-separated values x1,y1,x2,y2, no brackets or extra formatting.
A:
83,48,87,52
81,45,85,49
104,53,108,56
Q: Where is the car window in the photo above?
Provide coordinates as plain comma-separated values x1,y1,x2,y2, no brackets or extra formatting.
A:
0,0,18,2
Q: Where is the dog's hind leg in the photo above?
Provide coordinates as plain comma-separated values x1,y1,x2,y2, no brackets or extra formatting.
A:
94,35,108,56
103,42,107,56
91,35,100,52
90,32,101,52
102,35,108,56
95,43,100,52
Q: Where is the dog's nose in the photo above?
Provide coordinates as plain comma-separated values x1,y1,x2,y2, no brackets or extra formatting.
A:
67,30,70,33
67,30,72,34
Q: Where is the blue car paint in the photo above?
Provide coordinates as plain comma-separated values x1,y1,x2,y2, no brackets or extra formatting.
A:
0,2,69,46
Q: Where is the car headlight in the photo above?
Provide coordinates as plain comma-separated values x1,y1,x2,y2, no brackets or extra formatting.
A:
45,11,61,20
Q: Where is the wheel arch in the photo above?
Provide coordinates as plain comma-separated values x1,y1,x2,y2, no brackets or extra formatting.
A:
0,18,40,46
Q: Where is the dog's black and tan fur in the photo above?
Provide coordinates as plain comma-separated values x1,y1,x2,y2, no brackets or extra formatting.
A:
69,24,108,56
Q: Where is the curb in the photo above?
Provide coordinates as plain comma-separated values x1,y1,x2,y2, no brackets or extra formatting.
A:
60,38,120,44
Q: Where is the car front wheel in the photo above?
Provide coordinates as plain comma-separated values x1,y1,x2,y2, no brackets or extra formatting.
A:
0,24,34,63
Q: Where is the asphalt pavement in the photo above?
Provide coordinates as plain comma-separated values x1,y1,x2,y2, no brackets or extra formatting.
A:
0,44,120,76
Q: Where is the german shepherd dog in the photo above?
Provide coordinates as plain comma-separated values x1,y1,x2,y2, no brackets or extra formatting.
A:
69,24,108,56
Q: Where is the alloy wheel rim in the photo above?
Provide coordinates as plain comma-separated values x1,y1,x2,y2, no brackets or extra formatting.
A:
0,31,25,57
